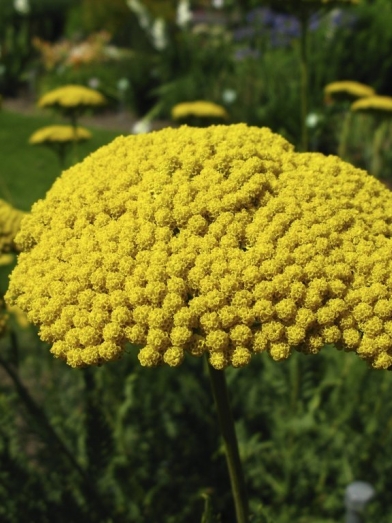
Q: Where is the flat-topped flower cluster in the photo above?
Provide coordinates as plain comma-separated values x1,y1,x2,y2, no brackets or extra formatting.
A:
6,124,392,370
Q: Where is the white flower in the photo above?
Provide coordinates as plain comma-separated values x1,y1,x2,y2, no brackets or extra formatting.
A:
88,77,101,89
306,113,320,129
151,18,167,51
117,78,130,92
14,0,30,14
127,0,150,29
131,119,152,134
222,89,237,104
177,0,193,28
212,0,224,8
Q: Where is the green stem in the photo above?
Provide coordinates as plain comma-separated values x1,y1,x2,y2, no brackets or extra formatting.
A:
371,120,388,178
338,111,353,160
299,11,309,152
70,110,79,163
207,361,249,523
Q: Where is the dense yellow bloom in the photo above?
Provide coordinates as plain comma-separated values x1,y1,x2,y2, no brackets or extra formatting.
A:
324,81,375,101
171,101,228,121
29,126,92,145
38,85,106,109
6,124,392,370
351,95,392,115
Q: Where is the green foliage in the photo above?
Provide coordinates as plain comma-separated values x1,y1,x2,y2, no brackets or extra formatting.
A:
321,0,392,95
0,110,120,211
1,320,392,522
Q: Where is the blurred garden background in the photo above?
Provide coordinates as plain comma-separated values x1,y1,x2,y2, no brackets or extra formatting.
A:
2,0,392,522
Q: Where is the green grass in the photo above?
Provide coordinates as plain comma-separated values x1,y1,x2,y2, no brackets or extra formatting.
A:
0,110,122,211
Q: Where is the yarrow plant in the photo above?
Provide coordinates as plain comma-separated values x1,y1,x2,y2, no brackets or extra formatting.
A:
323,80,375,160
0,198,25,338
38,85,106,117
324,80,375,103
171,100,229,125
37,84,106,161
351,95,392,178
29,125,92,168
7,123,392,521
0,199,25,255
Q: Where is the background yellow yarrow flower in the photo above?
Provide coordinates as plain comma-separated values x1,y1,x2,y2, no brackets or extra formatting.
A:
324,81,375,102
351,95,392,115
0,199,25,337
29,125,92,144
38,84,106,109
0,199,25,254
171,101,228,121
6,124,392,370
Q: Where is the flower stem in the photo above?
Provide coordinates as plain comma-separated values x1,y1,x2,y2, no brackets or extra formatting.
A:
70,110,79,163
338,110,353,160
207,361,249,523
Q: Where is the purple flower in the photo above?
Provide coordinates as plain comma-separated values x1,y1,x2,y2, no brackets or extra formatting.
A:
233,48,260,61
272,13,300,38
246,7,275,27
232,26,256,42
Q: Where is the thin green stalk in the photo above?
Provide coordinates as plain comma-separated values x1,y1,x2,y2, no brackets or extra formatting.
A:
338,110,353,160
70,110,79,163
371,119,388,178
207,361,249,523
299,11,309,152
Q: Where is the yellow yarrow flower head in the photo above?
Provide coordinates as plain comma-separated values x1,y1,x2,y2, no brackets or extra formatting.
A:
351,95,392,117
38,85,106,110
324,81,375,104
29,126,92,145
6,124,392,370
171,101,228,121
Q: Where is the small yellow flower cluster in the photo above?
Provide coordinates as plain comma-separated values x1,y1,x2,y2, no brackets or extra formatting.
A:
351,95,392,115
38,85,106,109
29,126,92,145
0,199,25,254
324,81,375,102
171,101,228,121
0,199,25,337
6,124,392,370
